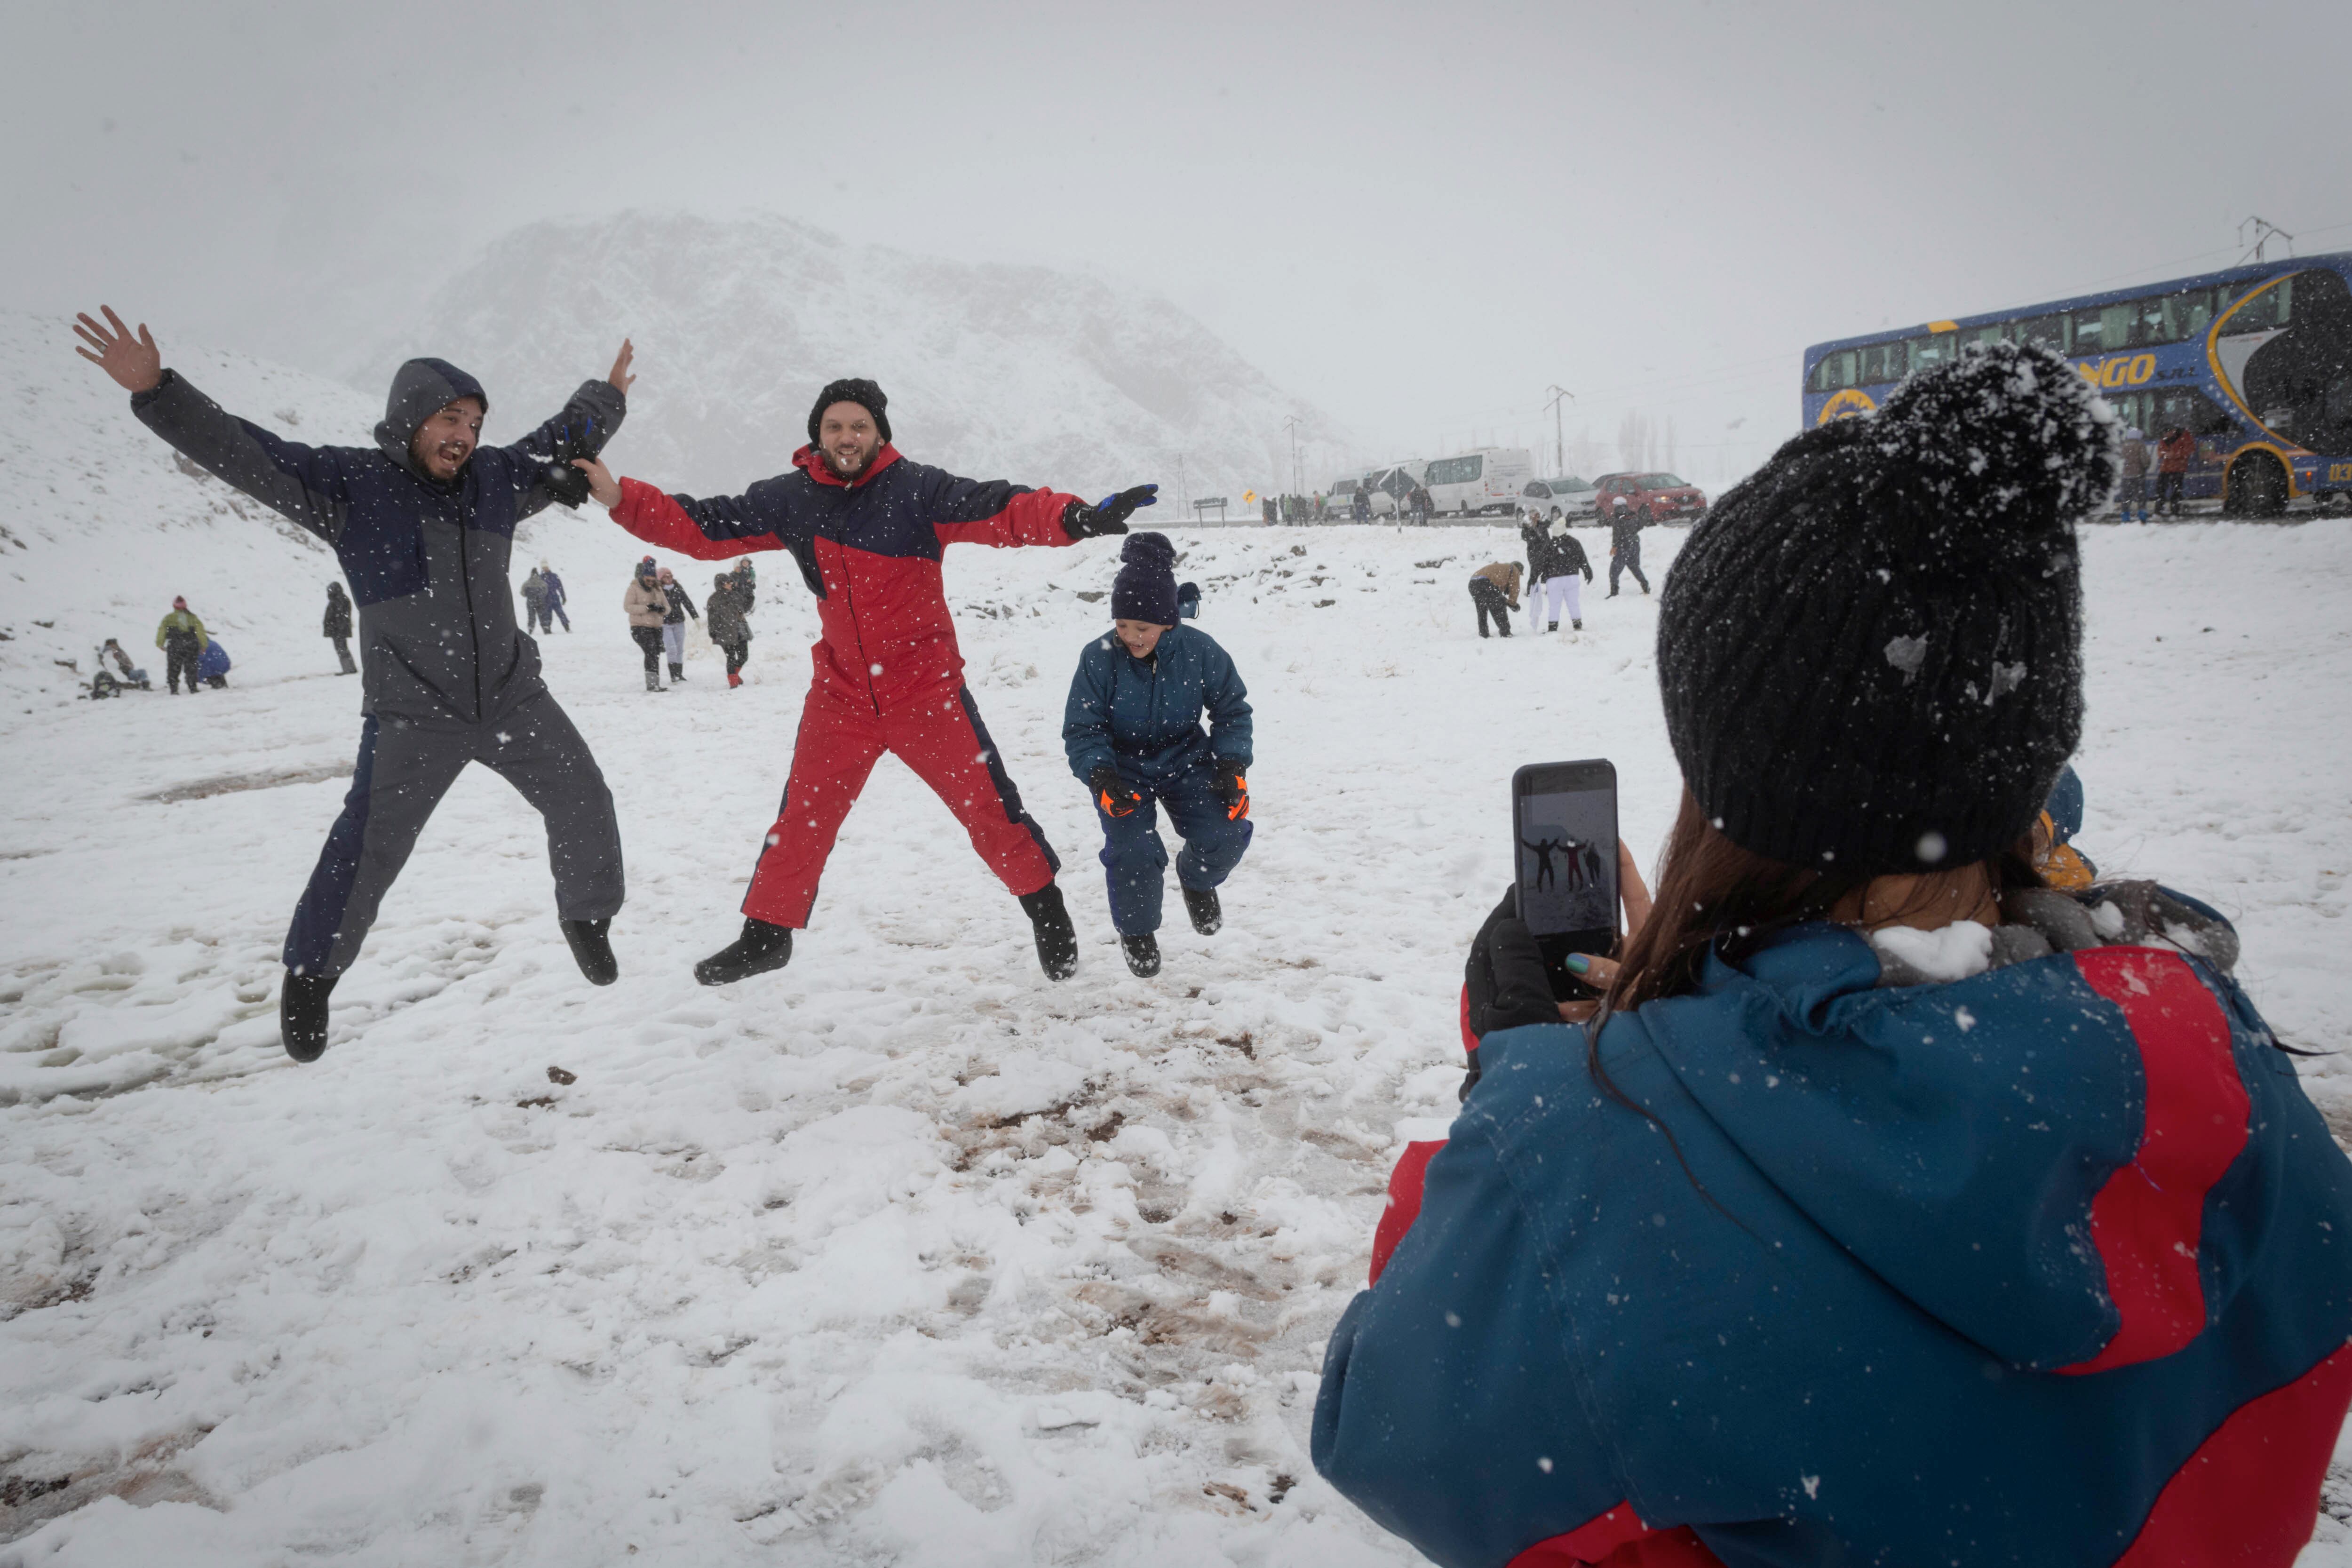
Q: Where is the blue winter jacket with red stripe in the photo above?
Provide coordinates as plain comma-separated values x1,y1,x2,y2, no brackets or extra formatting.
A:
1313,919,2352,1567
610,446,1078,712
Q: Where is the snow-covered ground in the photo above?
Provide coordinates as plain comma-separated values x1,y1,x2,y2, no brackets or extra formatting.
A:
6,465,2352,1558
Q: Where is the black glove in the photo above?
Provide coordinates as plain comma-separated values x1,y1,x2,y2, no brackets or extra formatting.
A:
540,460,593,509
1210,757,1248,821
1464,886,1574,1042
1089,764,1140,818
1063,484,1160,540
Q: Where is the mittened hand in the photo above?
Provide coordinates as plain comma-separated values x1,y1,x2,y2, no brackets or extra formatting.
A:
1063,483,1160,539
1090,765,1140,818
1465,885,1578,1038
1211,757,1248,821
540,460,593,509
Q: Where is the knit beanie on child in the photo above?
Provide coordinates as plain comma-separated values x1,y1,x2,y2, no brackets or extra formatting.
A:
1655,340,2117,875
806,378,891,445
1111,532,1180,626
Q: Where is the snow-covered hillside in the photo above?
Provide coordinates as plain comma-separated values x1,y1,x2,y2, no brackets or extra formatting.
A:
360,212,1347,505
4,514,2352,1563
0,311,383,708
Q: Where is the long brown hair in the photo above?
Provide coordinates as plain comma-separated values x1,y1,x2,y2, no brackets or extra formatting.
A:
1608,789,2043,1012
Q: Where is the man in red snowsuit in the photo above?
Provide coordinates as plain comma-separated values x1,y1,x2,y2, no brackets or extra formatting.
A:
576,378,1154,984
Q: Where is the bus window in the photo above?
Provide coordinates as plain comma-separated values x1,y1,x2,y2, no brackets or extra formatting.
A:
2154,387,2233,437
1911,334,1957,372
1810,350,1859,392
2225,276,2293,332
2158,287,2214,344
2015,314,2068,351
2071,304,2134,355
1859,340,1907,384
2125,295,2166,347
1970,324,2008,347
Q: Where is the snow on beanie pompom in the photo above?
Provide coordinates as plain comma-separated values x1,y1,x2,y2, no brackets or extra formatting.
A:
1656,339,2114,876
807,378,890,445
1111,532,1180,626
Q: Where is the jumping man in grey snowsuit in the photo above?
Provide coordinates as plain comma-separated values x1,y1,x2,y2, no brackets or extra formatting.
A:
75,305,636,1063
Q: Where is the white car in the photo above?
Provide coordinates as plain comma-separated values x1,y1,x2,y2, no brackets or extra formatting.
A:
1525,476,1600,520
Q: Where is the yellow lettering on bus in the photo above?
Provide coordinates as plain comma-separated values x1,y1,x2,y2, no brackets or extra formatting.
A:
2130,354,2156,385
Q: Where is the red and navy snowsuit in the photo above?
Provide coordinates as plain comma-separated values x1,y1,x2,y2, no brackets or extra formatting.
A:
1315,907,2352,1567
610,446,1080,928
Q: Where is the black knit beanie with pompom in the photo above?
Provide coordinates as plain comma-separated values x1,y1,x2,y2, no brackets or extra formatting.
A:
1112,532,1180,625
1656,340,2118,875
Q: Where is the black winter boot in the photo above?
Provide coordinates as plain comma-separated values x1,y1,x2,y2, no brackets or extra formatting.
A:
1182,885,1223,936
1120,931,1162,977
695,918,794,985
561,918,619,985
669,662,685,682
1019,883,1080,981
1572,619,1583,629
280,970,337,1064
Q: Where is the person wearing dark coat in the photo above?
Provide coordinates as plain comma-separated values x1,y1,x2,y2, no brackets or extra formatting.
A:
1606,495,1650,595
323,581,356,674
541,565,571,630
76,304,634,1063
1063,533,1254,978
1520,510,1591,632
656,566,699,684
1314,342,2352,1568
705,568,756,688
575,374,1156,987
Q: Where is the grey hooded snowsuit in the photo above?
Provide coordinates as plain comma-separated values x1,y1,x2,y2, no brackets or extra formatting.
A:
129,358,629,977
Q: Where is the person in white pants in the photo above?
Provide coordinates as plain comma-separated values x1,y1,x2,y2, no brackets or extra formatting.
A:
1526,517,1592,633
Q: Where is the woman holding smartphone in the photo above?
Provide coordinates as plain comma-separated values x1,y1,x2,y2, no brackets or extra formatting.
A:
1314,343,2352,1568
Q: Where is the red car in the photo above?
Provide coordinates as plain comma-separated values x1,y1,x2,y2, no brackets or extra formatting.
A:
1592,471,1708,524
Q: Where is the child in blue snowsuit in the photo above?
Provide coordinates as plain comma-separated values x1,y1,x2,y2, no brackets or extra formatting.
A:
1063,533,1253,978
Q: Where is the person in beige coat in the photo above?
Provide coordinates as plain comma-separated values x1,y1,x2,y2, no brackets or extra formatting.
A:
1468,561,1522,639
624,558,670,691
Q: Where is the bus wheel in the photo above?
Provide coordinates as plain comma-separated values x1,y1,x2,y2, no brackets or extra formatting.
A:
2226,452,2289,519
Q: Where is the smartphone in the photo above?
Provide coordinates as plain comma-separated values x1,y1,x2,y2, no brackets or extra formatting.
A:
1511,759,1621,989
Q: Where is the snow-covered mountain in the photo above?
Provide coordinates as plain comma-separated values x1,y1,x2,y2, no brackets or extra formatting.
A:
0,310,386,705
358,211,1345,505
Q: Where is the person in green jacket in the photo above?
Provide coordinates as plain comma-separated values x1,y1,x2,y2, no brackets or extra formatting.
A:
155,595,208,694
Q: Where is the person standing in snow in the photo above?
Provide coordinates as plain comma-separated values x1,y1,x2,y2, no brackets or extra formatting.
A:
323,581,356,674
541,563,571,630
1606,494,1650,595
1063,533,1254,978
2117,426,2150,521
572,375,1154,985
705,567,756,688
657,565,699,684
1317,341,2352,1568
154,594,207,693
1468,560,1521,638
2156,424,2193,517
76,305,634,1062
623,558,670,692
520,565,550,633
1525,514,1591,633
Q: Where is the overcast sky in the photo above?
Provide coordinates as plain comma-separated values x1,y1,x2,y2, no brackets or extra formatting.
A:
9,0,2350,486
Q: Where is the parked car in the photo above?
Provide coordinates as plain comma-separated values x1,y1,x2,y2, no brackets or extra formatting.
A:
1592,470,1708,524
1524,476,1600,519
1422,446,1535,517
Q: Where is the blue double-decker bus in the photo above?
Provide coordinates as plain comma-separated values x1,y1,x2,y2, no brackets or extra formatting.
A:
1802,251,2352,515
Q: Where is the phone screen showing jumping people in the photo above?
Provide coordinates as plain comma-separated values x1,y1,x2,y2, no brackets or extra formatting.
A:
1511,760,1620,991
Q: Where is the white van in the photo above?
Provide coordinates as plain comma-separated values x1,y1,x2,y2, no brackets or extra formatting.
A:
1419,447,1535,517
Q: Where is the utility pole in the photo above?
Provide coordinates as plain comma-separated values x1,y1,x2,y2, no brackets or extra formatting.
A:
1282,415,1303,498
1544,386,1576,476
1176,454,1186,520
2240,215,2296,264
